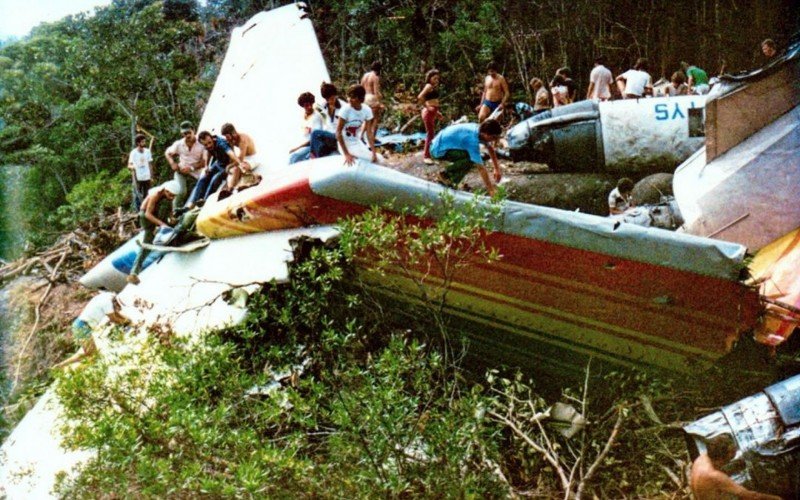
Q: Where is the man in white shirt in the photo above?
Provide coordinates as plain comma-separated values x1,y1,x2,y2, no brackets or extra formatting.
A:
336,84,377,165
165,121,206,211
128,133,153,211
586,55,613,101
616,58,653,99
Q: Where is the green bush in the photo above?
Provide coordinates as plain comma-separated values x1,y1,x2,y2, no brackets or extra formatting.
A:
53,169,130,229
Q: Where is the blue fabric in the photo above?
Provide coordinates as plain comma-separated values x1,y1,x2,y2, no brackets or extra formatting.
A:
187,161,225,205
205,161,228,198
430,123,482,165
208,136,233,168
309,129,339,158
482,99,501,112
289,146,311,164
71,319,92,341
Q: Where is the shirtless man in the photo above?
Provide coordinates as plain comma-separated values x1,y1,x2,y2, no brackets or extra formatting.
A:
220,122,257,191
476,62,510,123
690,434,781,500
361,61,384,140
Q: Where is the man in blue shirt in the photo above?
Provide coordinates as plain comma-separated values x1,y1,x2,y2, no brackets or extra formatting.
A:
183,131,243,209
431,119,503,195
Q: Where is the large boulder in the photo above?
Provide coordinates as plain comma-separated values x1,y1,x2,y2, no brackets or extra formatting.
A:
498,170,617,216
631,173,674,205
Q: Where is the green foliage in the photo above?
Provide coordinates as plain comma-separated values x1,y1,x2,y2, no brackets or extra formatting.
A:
0,0,204,246
54,170,131,228
53,197,510,496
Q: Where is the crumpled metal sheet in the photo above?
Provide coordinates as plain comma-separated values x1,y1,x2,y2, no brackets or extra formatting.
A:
684,374,800,496
675,104,800,251
118,226,340,336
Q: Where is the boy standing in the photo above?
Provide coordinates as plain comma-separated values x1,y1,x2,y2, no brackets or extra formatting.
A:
476,62,510,123
128,134,154,211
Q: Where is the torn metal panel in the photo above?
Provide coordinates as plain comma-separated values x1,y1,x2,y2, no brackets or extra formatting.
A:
117,226,339,336
684,374,800,497
704,39,800,161
675,104,800,251
305,159,749,281
750,229,800,346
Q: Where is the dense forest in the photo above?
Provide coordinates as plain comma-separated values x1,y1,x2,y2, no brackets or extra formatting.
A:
0,0,798,256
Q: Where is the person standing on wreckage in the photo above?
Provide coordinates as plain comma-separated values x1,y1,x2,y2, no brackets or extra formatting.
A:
476,61,510,123
336,84,378,165
126,180,180,285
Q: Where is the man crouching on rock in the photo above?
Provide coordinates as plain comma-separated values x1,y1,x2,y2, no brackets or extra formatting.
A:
430,119,503,196
126,180,180,285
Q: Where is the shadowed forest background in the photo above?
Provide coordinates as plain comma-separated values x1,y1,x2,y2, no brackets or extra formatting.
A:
0,0,798,257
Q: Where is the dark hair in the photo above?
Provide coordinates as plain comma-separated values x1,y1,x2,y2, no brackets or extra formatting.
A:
198,131,213,141
479,119,502,137
594,55,606,65
487,61,499,72
179,120,194,131
550,74,566,87
347,84,366,101
761,38,776,49
371,61,382,74
680,61,690,72
297,92,315,107
135,134,146,144
634,57,648,71
425,69,440,84
320,82,338,99
220,123,236,135
671,71,686,84
617,177,634,193
557,67,571,77
706,434,736,463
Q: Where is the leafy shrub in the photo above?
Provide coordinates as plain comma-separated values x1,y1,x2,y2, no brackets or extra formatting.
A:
53,169,130,229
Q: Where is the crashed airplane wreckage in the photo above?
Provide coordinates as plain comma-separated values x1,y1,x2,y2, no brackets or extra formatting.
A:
3,4,799,496
674,35,800,349
506,94,707,174
81,2,771,376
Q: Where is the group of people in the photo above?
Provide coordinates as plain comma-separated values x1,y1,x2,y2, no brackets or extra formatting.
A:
125,121,258,284
125,36,786,281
